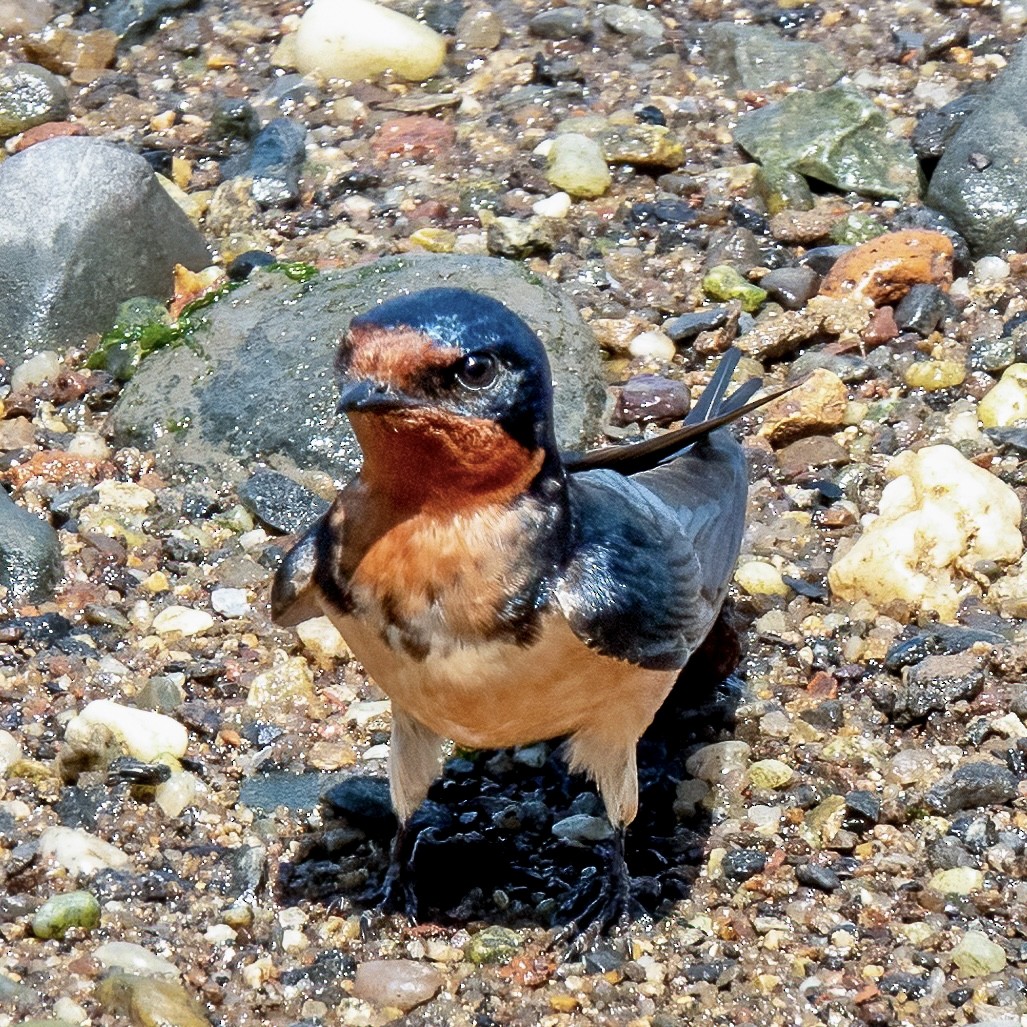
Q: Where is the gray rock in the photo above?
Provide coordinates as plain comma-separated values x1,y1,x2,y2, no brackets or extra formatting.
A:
237,470,329,534
0,62,67,137
926,40,1027,255
246,117,307,208
912,94,978,160
97,0,193,41
925,762,1019,814
0,488,62,605
758,266,821,310
702,23,844,92
0,137,210,367
528,8,590,39
109,255,605,490
551,813,614,843
734,85,923,202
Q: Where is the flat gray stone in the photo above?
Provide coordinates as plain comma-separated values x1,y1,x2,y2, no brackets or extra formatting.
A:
702,23,844,92
0,137,210,367
108,254,605,491
0,488,62,605
926,39,1027,256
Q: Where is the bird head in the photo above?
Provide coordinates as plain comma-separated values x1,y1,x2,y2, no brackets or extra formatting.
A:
335,287,563,510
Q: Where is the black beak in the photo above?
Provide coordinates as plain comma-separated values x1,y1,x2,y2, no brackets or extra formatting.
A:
336,378,413,414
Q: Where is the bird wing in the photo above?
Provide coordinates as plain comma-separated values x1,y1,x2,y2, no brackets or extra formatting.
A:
270,516,326,626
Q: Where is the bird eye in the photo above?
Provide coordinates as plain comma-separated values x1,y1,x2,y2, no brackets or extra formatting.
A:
455,352,500,390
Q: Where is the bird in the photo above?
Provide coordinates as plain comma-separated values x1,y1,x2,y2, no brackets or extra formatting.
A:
271,286,785,941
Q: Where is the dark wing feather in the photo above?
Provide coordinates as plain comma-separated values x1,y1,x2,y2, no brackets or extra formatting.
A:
562,348,795,477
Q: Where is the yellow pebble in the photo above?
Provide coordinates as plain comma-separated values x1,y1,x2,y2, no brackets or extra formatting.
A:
903,359,965,391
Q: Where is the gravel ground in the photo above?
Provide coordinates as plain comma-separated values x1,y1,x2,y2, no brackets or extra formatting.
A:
5,2,1027,1026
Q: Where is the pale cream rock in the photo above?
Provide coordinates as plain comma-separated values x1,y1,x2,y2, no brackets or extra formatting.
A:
64,699,188,765
94,480,156,512
39,825,131,876
247,654,316,708
735,560,789,597
532,191,572,218
0,729,22,774
152,605,214,636
294,0,447,82
11,350,60,391
828,445,1024,621
155,770,205,817
93,940,181,978
544,133,611,199
296,615,350,662
685,740,751,782
977,362,1027,428
950,930,1007,975
628,330,675,362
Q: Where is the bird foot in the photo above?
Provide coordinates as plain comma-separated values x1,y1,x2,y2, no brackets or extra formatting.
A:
550,828,648,960
360,824,419,940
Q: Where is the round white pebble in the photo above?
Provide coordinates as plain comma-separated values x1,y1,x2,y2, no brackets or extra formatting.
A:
628,330,676,362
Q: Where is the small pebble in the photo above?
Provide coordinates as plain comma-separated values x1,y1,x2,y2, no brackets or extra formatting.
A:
95,973,210,1027
903,359,965,391
0,62,68,137
928,866,984,894
210,587,250,618
735,561,789,598
747,759,794,789
685,740,751,782
702,265,767,313
38,826,130,876
551,813,614,844
627,329,675,362
950,931,1007,975
978,363,1027,428
293,0,447,82
93,941,180,978
465,926,521,965
152,605,214,636
759,266,820,310
614,374,690,425
31,890,101,939
545,133,611,199
63,699,187,766
973,255,1010,285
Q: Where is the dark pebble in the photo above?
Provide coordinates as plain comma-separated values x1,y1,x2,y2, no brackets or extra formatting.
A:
794,862,841,891
529,8,590,39
683,960,733,984
244,117,308,208
614,375,690,426
843,790,880,831
280,949,356,1001
758,266,820,310
322,776,396,831
949,814,998,853
210,98,259,142
799,244,851,275
663,306,731,343
227,250,276,281
947,987,973,1007
884,625,1005,671
100,0,193,40
911,94,978,160
0,489,63,605
140,148,173,175
721,848,766,881
879,973,932,1000
50,484,96,526
240,721,284,747
583,948,623,973
106,757,172,786
801,699,844,730
926,835,976,870
924,762,1019,814
635,104,666,125
894,283,956,336
237,469,329,535
177,700,222,737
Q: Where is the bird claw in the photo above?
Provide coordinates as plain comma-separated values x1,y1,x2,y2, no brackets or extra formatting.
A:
550,827,648,960
360,823,419,940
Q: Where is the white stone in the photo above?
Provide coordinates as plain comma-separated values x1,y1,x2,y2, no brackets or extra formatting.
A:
296,615,350,662
67,431,111,460
11,350,61,391
348,700,391,725
685,740,751,782
974,255,1010,285
735,561,789,597
211,587,250,618
0,729,22,774
94,479,156,511
544,133,611,199
628,330,676,362
53,998,88,1025
152,605,215,636
828,445,1024,621
294,0,447,82
363,743,391,760
978,363,1027,428
532,191,572,218
64,699,188,765
39,826,131,876
93,940,180,978
155,770,205,817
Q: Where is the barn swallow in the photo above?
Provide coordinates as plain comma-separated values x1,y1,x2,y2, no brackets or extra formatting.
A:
271,287,784,942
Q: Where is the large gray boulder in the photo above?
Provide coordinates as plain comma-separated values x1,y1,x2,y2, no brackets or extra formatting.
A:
108,254,606,491
0,489,61,606
926,40,1027,256
0,137,211,366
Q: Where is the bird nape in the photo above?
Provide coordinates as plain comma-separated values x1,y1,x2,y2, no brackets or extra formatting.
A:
271,286,790,951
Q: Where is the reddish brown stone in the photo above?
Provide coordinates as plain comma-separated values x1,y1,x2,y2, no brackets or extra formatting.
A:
12,120,86,151
819,229,953,305
1,451,113,488
861,304,899,346
372,115,456,161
